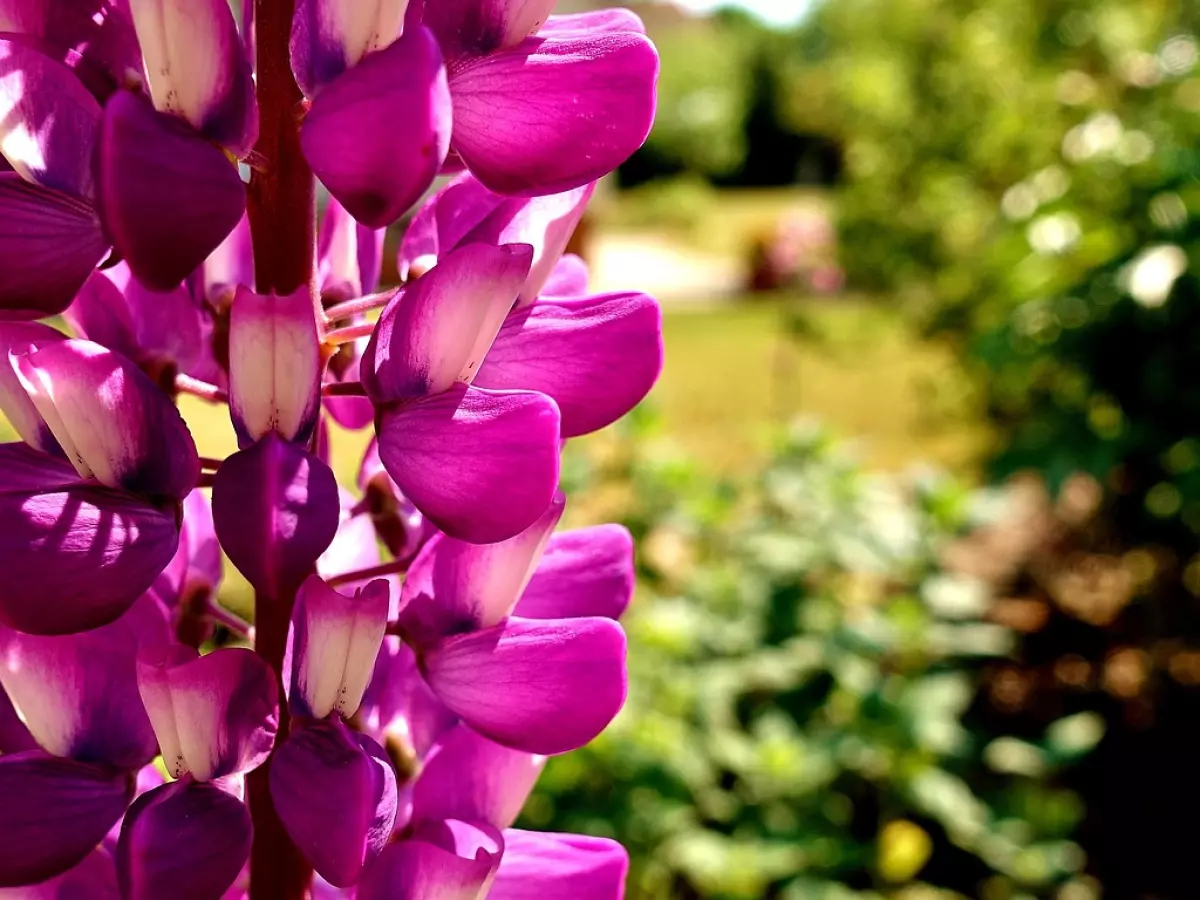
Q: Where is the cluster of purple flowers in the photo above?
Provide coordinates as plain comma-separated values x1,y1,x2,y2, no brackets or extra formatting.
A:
0,0,661,897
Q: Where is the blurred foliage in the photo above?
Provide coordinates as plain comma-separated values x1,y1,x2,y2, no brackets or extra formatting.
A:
786,0,1200,613
528,416,1099,899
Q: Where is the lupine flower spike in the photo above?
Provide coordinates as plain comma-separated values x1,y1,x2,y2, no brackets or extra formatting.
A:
0,0,660,896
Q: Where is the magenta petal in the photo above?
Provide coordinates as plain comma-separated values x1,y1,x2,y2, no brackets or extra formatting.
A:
423,0,556,57
116,780,251,900
459,185,593,305
542,253,589,297
421,616,627,755
290,0,410,96
270,719,398,887
0,173,107,320
126,0,258,154
357,820,503,900
359,636,458,763
0,596,169,769
202,210,254,308
399,494,564,642
376,385,560,544
0,444,180,635
474,292,662,437
514,525,634,621
0,0,144,99
228,286,321,446
66,265,206,377
137,646,278,781
489,830,628,900
541,9,647,35
96,90,246,292
412,724,544,830
15,340,201,499
363,243,532,402
397,175,590,305
0,39,101,196
211,434,340,598
0,751,132,888
0,321,66,453
4,846,121,900
301,26,450,228
450,32,658,196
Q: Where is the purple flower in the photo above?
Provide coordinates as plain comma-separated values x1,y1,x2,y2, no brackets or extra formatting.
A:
0,334,198,634
400,173,665,436
361,241,563,543
0,0,255,311
0,3,659,895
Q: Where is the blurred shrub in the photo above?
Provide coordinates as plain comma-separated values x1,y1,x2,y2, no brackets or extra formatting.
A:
529,419,1098,899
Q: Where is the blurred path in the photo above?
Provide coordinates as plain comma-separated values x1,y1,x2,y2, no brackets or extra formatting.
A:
587,232,743,304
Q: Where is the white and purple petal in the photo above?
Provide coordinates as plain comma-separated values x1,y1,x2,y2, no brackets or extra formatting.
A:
0,596,169,769
474,292,662,437
126,0,258,154
421,616,627,755
399,494,563,642
229,286,322,446
397,175,591,305
375,385,560,544
288,575,389,720
423,0,557,59
0,321,66,453
14,339,200,499
290,0,411,96
363,243,532,402
136,646,278,781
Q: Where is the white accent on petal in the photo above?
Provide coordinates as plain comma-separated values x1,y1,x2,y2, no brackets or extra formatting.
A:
128,0,236,131
0,634,83,758
137,646,198,779
296,576,389,719
229,286,321,443
331,0,411,68
12,351,94,480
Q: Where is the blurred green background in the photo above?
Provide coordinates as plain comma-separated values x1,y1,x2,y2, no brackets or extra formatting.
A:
518,0,1200,897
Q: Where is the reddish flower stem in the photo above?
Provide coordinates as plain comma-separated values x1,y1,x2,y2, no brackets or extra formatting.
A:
175,373,229,404
323,287,399,323
246,0,316,895
326,557,412,588
323,321,376,345
321,380,368,397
